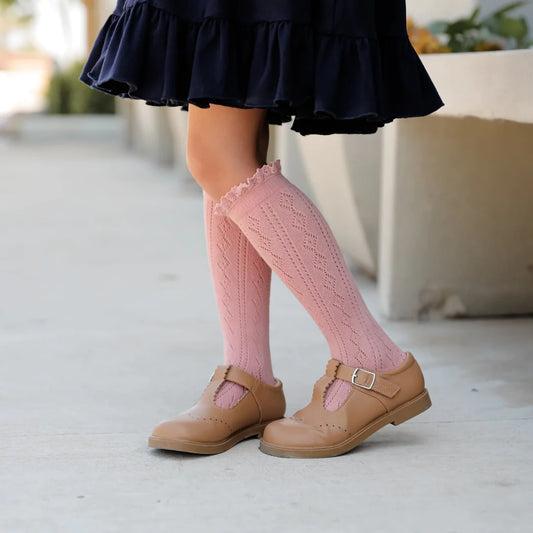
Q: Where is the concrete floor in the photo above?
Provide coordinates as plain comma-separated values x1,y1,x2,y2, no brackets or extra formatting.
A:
1,133,532,533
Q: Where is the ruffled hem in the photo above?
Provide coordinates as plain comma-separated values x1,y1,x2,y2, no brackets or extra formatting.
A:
214,160,282,216
80,1,445,136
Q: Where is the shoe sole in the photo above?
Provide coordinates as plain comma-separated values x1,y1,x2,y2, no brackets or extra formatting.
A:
259,389,432,458
148,422,270,455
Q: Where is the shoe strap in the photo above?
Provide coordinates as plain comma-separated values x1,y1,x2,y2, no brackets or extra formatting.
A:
326,360,400,399
210,365,256,390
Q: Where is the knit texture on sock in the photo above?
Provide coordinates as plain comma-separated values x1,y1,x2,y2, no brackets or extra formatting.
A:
214,161,406,410
204,191,275,408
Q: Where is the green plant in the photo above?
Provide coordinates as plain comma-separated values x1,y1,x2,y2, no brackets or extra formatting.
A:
47,60,116,114
427,1,533,52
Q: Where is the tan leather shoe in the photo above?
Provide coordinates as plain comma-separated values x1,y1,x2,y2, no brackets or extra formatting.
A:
148,365,286,454
260,352,431,458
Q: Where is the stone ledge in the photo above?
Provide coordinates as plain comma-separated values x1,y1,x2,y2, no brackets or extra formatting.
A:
420,49,533,124
3,113,124,141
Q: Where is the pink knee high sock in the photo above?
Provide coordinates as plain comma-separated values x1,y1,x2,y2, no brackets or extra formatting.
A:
204,190,276,408
214,160,406,411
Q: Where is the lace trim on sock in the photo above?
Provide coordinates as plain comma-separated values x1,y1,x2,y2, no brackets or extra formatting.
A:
214,159,282,216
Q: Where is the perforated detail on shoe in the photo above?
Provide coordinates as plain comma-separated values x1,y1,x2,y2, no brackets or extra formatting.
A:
186,413,233,431
318,423,349,434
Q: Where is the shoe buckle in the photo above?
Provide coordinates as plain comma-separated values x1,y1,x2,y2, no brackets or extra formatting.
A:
351,368,376,390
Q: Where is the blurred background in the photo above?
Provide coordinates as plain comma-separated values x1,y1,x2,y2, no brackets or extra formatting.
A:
0,0,109,118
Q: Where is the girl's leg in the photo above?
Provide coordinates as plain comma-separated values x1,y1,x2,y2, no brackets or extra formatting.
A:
187,103,270,201
203,192,275,408
188,103,406,412
189,104,276,408
191,110,407,413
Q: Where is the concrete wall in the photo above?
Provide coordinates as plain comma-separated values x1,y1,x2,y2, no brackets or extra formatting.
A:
380,115,533,319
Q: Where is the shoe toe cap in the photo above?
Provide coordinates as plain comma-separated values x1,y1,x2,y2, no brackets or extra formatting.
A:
151,418,185,440
151,415,230,443
263,417,325,448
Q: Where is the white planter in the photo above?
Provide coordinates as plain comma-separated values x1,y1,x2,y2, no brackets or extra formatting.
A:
420,50,533,123
379,50,533,319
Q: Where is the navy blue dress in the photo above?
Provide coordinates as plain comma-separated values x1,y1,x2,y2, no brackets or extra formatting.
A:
80,0,444,136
